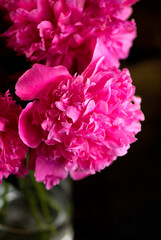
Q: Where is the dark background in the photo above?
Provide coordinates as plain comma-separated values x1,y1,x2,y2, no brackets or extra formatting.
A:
0,0,161,239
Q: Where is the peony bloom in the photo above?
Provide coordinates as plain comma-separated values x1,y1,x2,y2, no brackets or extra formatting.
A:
0,0,138,74
16,58,144,189
0,91,28,184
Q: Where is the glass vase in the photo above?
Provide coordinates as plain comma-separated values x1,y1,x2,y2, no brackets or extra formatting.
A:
0,173,73,240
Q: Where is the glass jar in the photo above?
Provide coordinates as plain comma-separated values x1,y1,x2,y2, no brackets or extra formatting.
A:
0,174,74,240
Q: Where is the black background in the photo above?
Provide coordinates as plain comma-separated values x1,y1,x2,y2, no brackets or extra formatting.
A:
0,0,161,239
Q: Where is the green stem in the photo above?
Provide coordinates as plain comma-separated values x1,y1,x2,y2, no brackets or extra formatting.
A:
29,172,52,223
28,172,57,234
19,153,58,234
21,177,43,228
45,193,60,213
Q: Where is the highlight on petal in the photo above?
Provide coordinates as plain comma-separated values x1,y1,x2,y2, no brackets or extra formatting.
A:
66,106,80,123
83,100,95,116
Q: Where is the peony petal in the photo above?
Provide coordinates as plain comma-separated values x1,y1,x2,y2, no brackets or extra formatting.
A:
70,171,89,180
83,100,96,116
16,64,72,100
66,0,85,11
35,156,68,189
66,106,80,123
19,102,42,148
96,100,108,114
82,56,105,80
92,38,120,68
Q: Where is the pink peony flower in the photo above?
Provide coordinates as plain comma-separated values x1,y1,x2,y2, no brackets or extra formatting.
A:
0,91,28,184
0,0,138,74
16,58,144,189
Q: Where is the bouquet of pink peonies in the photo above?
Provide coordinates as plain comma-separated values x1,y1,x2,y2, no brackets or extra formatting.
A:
0,0,144,238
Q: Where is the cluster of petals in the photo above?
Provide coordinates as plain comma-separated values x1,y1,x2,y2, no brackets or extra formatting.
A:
16,58,144,189
0,0,138,73
0,91,28,183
